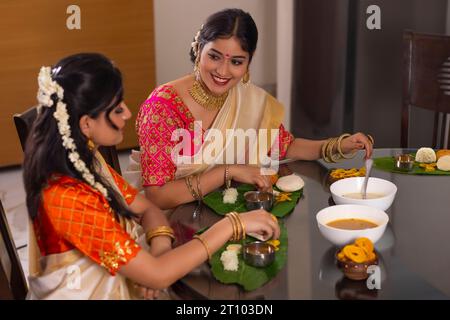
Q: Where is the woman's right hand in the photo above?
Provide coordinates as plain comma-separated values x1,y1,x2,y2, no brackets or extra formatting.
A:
229,165,272,192
239,209,280,240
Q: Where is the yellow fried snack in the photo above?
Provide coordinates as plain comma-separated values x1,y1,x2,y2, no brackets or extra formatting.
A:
366,251,376,261
275,192,292,205
342,245,368,263
419,163,437,172
337,237,377,263
354,237,374,254
329,167,366,180
267,239,280,251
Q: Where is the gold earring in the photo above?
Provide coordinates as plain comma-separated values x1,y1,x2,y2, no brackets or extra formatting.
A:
242,70,250,84
87,139,95,150
194,56,201,81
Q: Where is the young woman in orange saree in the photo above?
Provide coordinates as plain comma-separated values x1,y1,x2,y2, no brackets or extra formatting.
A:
23,53,279,299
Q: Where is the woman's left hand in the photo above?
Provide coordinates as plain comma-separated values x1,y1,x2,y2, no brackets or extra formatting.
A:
137,236,172,299
139,286,160,300
340,132,374,159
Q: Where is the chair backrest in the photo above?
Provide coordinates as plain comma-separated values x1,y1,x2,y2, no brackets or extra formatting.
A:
0,199,27,299
402,30,450,148
13,106,122,174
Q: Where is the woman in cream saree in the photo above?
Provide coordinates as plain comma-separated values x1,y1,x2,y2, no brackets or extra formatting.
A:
132,9,373,210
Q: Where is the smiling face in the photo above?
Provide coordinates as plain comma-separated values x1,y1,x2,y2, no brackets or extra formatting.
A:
81,101,132,147
198,36,250,95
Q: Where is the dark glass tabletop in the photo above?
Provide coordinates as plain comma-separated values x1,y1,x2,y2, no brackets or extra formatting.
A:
167,149,450,300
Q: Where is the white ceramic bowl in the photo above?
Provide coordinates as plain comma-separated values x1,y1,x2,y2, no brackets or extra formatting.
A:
316,204,389,246
330,177,397,211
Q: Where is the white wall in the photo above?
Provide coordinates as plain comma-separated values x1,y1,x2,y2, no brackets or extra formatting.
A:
153,0,277,89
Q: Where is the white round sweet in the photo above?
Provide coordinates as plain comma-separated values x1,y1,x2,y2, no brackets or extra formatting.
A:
415,147,436,163
276,174,305,192
437,155,450,171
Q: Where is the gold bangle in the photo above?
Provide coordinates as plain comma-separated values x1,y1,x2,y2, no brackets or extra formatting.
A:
146,226,175,245
233,212,246,240
337,133,357,159
230,212,242,241
224,165,231,189
367,134,374,145
193,235,211,260
195,174,203,200
185,175,199,200
227,212,245,241
326,137,341,163
321,138,332,162
225,213,237,241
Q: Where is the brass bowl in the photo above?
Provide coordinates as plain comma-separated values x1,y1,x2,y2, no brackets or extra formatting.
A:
395,154,414,172
244,191,274,211
336,251,379,281
242,241,275,268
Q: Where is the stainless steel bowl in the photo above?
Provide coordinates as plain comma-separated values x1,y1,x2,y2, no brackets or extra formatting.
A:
395,154,414,172
242,241,275,267
244,191,273,211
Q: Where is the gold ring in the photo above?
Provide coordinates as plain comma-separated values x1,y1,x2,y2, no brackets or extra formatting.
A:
271,214,278,223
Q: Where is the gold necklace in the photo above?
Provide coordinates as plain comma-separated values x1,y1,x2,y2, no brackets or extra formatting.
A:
188,78,229,111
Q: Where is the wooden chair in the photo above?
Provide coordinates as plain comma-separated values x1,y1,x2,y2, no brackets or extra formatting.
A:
402,30,450,148
0,199,27,299
13,106,122,174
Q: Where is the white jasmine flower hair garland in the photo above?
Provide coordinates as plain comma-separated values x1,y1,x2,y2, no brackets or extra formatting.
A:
190,24,204,59
37,66,108,198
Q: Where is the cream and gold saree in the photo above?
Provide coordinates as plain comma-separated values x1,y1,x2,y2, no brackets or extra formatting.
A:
126,82,286,189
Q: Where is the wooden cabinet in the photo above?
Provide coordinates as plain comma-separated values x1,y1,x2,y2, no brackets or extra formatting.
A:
0,0,155,167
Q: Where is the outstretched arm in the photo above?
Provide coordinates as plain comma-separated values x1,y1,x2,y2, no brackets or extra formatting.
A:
286,132,373,161
119,209,279,289
145,165,273,210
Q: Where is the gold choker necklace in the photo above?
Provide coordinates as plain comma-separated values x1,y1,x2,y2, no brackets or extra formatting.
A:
188,78,229,111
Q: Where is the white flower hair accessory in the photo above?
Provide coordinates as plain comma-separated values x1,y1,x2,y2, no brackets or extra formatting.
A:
191,24,204,58
36,66,108,198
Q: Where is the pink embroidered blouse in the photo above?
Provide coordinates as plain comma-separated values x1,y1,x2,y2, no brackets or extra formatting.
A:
136,84,294,187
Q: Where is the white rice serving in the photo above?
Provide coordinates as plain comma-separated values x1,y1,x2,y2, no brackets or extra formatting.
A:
220,250,239,271
415,147,436,163
223,187,238,204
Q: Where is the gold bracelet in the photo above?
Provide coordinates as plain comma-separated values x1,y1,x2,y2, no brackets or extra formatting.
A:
233,212,246,240
326,137,341,163
224,165,231,189
193,235,212,260
195,174,203,200
185,175,199,200
226,212,245,241
225,213,238,241
367,134,375,145
146,226,175,245
321,138,332,163
230,212,242,241
337,133,357,159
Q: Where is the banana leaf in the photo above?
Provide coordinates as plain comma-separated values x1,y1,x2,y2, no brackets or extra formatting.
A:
202,184,302,217
373,156,450,175
210,223,288,291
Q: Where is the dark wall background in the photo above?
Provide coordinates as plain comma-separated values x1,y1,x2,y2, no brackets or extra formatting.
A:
291,0,448,147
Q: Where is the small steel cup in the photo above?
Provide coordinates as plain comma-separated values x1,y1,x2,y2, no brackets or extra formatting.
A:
243,242,275,267
395,154,414,172
244,191,274,211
